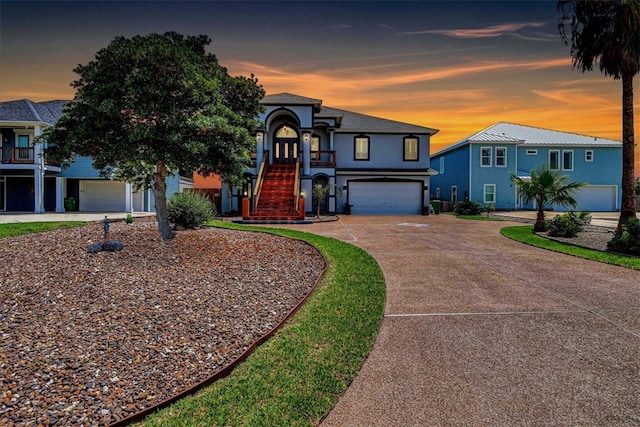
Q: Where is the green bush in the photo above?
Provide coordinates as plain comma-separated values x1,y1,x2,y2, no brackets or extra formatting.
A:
546,211,591,238
453,200,482,216
608,217,640,255
167,191,216,229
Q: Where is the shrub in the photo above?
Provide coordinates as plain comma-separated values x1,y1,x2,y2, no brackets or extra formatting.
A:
546,211,592,238
167,191,216,229
125,213,135,224
453,200,482,216
608,217,640,255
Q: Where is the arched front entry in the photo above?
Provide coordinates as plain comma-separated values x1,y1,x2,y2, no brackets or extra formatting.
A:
274,125,299,164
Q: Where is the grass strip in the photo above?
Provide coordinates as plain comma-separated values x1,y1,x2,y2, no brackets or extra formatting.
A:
501,225,640,270
0,221,86,238
141,221,386,426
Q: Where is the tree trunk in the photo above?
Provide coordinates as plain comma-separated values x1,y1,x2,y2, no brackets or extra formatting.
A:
534,207,546,232
153,161,175,240
617,71,637,230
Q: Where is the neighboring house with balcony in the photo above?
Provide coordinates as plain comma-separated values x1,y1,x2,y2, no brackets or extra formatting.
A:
220,93,439,219
0,99,191,213
429,122,622,212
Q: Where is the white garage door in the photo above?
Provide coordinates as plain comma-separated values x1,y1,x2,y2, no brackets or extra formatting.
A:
349,181,422,214
79,180,126,212
563,185,617,212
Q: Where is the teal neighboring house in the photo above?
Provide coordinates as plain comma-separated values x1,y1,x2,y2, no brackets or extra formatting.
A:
429,122,622,212
0,99,191,213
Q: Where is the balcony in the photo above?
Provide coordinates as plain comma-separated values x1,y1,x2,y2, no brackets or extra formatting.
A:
310,150,336,167
1,147,60,167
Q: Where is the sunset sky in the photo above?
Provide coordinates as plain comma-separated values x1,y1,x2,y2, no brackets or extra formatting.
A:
1,0,638,169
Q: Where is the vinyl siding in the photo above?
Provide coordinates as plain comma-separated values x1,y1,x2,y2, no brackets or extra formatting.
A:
430,145,470,202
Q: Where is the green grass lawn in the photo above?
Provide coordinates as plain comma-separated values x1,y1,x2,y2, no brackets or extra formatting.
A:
501,225,640,270
140,221,386,426
0,221,86,238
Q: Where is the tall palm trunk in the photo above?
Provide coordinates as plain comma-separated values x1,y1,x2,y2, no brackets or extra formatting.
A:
535,206,546,232
153,161,175,240
618,71,637,229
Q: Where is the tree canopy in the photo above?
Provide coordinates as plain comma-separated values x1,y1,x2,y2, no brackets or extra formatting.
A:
558,0,640,229
42,32,265,239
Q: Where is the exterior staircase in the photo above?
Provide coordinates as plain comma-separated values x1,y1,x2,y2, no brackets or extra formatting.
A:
246,163,303,221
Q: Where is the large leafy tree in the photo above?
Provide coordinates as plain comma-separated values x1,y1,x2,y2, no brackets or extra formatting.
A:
558,0,640,230
42,32,265,239
511,165,586,232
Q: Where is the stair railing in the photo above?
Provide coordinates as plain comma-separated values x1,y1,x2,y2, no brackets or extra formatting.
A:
253,150,269,209
294,157,301,214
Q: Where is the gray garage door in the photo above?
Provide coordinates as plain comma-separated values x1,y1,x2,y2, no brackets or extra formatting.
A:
79,180,126,212
349,181,422,214
561,185,617,212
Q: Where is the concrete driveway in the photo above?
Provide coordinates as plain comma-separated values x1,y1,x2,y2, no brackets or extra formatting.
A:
277,215,640,426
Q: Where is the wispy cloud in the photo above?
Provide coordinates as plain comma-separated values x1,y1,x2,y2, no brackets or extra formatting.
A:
403,22,547,38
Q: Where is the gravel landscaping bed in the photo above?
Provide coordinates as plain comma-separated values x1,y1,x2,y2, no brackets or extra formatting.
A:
0,218,325,426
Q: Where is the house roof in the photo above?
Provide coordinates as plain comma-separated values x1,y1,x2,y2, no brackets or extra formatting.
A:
431,122,621,157
262,93,322,109
321,106,438,135
262,92,438,135
0,99,67,125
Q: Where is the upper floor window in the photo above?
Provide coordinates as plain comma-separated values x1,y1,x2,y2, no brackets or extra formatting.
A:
403,136,419,161
549,150,560,170
481,147,492,167
495,147,507,167
17,135,30,147
563,150,574,171
526,149,538,155
311,135,320,160
439,157,445,174
354,135,369,160
585,150,594,162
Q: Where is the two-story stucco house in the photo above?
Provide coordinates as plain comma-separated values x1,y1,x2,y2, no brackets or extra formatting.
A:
220,93,439,219
429,122,622,212
0,99,190,213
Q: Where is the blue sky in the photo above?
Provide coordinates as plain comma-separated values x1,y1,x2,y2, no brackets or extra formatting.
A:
1,0,637,162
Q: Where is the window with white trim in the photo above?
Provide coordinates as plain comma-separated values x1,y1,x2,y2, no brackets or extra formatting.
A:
451,185,457,203
311,136,320,160
483,184,496,204
354,135,369,160
495,147,506,167
526,149,538,155
549,150,560,170
403,136,418,161
439,157,445,174
562,150,574,171
585,150,594,162
481,147,492,167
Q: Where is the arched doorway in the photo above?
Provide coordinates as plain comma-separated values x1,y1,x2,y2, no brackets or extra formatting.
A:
312,175,329,215
274,125,299,164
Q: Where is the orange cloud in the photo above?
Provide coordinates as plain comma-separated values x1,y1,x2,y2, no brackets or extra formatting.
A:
403,22,547,38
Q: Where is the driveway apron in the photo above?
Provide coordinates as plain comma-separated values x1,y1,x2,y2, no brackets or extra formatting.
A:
275,215,640,426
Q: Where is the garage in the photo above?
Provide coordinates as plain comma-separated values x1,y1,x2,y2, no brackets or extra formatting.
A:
563,185,617,212
348,181,423,214
79,180,126,212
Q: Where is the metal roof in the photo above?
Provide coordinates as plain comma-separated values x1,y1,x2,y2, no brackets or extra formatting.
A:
432,121,621,157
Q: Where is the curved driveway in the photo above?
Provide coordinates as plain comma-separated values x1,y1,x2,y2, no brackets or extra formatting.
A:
282,215,640,426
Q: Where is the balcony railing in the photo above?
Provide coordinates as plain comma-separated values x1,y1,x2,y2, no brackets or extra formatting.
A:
1,147,59,166
310,150,336,167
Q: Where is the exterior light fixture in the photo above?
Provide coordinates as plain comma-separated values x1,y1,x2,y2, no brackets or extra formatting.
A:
256,132,263,143
303,133,310,142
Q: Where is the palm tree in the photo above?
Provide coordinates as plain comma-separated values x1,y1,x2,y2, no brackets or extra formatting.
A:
558,0,640,230
511,165,586,232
